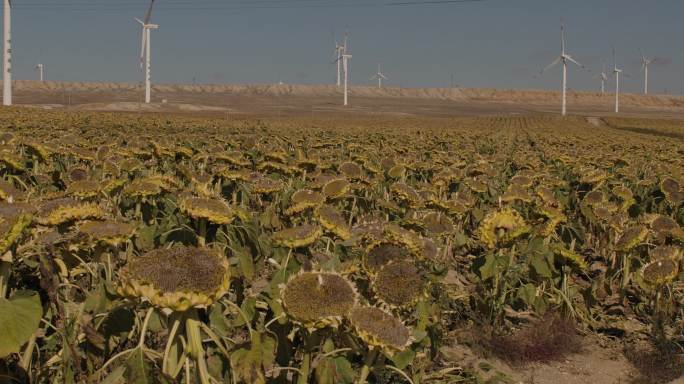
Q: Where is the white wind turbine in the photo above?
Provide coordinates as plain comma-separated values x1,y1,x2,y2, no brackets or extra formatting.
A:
539,21,584,116
612,47,623,113
334,31,351,106
3,0,11,106
35,63,44,82
593,61,608,95
135,0,158,104
333,36,344,87
639,49,652,95
370,64,388,89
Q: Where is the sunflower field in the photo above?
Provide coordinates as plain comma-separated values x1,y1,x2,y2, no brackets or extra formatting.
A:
0,108,682,383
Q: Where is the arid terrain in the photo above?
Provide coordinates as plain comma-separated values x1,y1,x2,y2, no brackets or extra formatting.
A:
9,79,684,119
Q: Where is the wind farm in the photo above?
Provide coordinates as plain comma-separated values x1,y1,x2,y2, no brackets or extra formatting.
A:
0,2,683,384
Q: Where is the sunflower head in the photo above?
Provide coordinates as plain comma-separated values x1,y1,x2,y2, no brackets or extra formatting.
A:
641,259,679,287
477,208,530,249
179,197,234,225
250,175,285,195
349,306,413,355
383,224,423,258
117,246,231,311
316,205,351,240
650,246,681,262
363,241,409,275
615,226,649,252
272,224,322,248
65,180,101,199
286,189,325,215
322,178,350,199
123,180,162,199
0,206,33,254
280,271,358,330
78,220,136,247
421,211,454,236
390,183,423,208
339,161,363,180
372,260,426,309
38,198,106,226
583,190,605,206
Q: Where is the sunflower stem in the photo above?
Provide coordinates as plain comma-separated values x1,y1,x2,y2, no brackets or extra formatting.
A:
357,347,379,384
162,314,183,376
198,218,207,247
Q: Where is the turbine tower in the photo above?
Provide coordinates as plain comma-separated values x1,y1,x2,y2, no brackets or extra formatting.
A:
35,64,44,82
540,21,584,116
135,0,158,104
3,0,11,106
342,51,352,106
612,48,623,113
371,64,388,89
333,37,344,87
639,49,652,95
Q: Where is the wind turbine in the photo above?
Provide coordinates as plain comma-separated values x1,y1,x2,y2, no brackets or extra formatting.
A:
371,64,388,89
35,63,44,82
612,47,623,113
539,21,584,116
334,31,351,106
593,61,608,95
639,49,652,95
333,37,344,87
3,0,11,106
135,0,158,104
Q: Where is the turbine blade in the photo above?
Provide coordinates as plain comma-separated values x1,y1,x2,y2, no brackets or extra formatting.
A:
565,55,583,68
144,0,155,24
541,57,562,74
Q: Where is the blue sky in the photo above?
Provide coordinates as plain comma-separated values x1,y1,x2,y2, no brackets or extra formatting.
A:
6,0,684,94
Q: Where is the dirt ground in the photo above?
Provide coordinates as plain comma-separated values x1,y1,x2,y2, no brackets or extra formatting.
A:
9,80,684,119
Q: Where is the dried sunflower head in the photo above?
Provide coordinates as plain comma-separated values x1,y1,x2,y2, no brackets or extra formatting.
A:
390,183,423,208
615,226,649,252
272,224,322,248
421,211,454,236
641,258,679,286
477,208,530,249
372,260,426,309
123,180,162,199
250,175,285,195
322,178,350,200
286,189,325,215
316,205,351,240
363,241,409,274
280,271,358,330
583,190,606,206
117,246,231,311
383,224,423,258
37,198,106,226
0,151,25,172
650,246,681,262
78,220,136,247
179,197,234,225
0,205,33,254
339,161,363,180
65,180,101,199
349,306,413,355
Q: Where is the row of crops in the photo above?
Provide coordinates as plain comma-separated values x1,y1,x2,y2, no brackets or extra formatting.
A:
0,109,682,383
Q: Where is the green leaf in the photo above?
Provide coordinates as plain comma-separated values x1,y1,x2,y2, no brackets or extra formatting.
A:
124,348,152,384
209,304,232,337
390,349,416,370
232,297,256,327
0,290,42,358
517,283,537,307
237,247,255,281
530,252,552,279
476,253,499,281
101,365,126,384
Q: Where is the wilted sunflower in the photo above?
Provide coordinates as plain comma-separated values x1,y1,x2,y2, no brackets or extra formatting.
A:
372,260,426,309
316,205,351,240
390,183,423,208
67,166,90,182
37,198,106,226
78,220,136,247
383,224,423,258
612,185,635,210
0,205,33,254
123,179,162,199
500,184,534,204
387,164,406,179
421,211,454,236
179,197,234,225
280,271,358,330
272,224,322,248
65,180,101,199
660,177,684,206
339,161,363,180
615,226,649,252
117,246,231,312
348,306,413,355
250,175,285,195
583,190,606,206
650,246,681,262
641,258,679,287
477,208,530,249
0,151,25,172
322,178,350,199
286,189,325,215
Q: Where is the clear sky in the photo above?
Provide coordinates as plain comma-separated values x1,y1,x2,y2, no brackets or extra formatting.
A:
6,0,684,94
